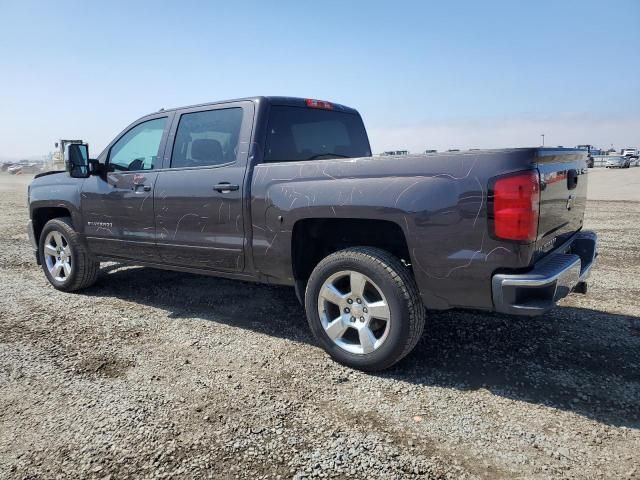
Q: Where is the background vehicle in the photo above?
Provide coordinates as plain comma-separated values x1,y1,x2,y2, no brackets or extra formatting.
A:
621,148,638,159
1,162,16,172
26,96,597,371
381,150,409,156
576,145,595,168
605,156,631,168
7,161,43,175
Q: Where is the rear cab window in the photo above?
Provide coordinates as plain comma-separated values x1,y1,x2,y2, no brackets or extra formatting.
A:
264,106,371,163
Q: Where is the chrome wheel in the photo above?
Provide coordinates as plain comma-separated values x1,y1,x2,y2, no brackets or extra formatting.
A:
317,270,391,355
43,231,72,282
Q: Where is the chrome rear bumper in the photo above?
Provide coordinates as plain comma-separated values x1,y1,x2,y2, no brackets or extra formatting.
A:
492,231,597,316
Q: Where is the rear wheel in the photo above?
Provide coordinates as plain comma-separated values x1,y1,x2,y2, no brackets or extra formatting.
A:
305,247,425,371
39,217,99,291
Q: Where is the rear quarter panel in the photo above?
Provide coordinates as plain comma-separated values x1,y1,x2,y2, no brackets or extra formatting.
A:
250,149,540,310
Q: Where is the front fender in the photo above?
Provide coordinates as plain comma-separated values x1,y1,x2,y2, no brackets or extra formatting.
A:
28,174,84,234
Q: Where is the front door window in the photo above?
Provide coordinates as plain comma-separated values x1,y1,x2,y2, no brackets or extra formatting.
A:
109,117,167,172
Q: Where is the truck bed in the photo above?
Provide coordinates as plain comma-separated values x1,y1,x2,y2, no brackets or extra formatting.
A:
250,147,589,311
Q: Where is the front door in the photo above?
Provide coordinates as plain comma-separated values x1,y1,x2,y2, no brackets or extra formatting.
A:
81,115,170,261
154,102,253,271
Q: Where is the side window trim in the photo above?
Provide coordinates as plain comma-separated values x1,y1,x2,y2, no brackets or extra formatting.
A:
162,101,255,171
105,113,172,173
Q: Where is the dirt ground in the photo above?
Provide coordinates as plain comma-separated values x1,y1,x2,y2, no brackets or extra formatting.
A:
0,171,639,479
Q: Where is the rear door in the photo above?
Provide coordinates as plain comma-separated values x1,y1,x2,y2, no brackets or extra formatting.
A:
535,149,588,256
154,101,254,271
81,114,171,261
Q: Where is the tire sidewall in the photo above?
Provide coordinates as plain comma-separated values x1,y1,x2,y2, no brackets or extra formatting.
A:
305,252,412,371
39,220,78,290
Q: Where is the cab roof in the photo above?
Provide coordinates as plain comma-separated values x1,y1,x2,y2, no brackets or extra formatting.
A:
149,96,359,116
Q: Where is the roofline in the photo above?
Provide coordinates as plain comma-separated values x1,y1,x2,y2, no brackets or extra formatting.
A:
141,96,360,118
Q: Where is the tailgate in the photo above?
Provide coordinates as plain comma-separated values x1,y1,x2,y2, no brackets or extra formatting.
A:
534,149,588,258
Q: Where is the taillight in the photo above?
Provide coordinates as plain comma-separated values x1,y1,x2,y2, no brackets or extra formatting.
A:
490,170,540,242
305,98,333,110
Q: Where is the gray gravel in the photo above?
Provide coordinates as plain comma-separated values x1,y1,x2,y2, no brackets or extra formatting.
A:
585,166,640,201
0,172,639,479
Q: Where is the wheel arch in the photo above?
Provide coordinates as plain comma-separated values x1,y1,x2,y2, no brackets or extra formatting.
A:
290,217,412,302
32,206,74,244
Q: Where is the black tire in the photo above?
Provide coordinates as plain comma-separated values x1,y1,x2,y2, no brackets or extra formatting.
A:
39,217,100,292
305,247,425,371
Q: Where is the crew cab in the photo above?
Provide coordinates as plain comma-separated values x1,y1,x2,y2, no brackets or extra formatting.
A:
27,97,597,371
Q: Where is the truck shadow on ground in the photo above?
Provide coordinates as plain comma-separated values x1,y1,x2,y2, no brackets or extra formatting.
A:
90,264,640,429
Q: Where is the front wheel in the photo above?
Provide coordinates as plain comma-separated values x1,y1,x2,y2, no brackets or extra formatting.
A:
305,247,425,371
39,217,100,292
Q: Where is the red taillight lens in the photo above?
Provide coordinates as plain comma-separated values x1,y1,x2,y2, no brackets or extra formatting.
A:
305,98,333,110
492,171,540,242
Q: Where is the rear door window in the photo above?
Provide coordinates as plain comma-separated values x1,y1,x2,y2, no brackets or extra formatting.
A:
264,106,371,162
170,108,243,168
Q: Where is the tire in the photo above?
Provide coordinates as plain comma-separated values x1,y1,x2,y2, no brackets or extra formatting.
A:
305,247,425,371
39,217,100,292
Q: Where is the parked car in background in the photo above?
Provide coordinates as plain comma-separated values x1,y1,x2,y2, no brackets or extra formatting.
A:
7,162,27,174
621,148,638,159
381,150,409,156
605,156,631,168
8,161,43,175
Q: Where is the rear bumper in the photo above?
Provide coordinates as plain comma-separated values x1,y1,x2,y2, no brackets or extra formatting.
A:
492,230,597,316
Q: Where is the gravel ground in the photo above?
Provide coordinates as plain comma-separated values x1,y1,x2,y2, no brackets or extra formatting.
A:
584,166,640,201
0,172,639,479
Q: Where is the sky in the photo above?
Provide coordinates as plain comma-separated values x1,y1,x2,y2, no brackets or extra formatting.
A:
0,0,638,159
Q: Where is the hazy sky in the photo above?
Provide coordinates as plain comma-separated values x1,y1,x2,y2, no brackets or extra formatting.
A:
0,0,638,158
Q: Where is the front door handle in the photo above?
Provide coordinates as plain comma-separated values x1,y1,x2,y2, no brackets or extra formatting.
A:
213,183,239,193
134,184,152,192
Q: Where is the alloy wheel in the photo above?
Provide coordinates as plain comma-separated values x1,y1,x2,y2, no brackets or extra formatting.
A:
43,231,72,282
317,270,391,355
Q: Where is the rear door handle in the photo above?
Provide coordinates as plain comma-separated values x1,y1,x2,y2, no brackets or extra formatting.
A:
134,184,152,192
213,183,239,193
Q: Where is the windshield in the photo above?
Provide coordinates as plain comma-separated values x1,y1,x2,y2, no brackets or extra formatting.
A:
264,106,371,162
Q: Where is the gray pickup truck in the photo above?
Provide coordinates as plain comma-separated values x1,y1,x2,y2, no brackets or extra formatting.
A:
27,96,597,371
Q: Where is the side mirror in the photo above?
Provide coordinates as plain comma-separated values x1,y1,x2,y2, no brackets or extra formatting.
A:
65,143,90,178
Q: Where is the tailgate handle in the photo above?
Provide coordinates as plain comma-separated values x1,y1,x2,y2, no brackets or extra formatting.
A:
567,169,578,190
